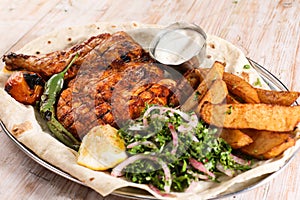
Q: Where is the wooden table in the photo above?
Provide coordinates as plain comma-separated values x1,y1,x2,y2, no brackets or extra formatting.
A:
0,0,299,199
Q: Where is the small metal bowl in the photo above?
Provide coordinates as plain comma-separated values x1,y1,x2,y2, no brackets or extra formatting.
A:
149,22,207,68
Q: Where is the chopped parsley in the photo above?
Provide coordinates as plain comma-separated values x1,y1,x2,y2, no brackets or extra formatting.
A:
253,78,263,87
243,64,251,69
225,105,233,115
194,91,201,101
117,106,251,192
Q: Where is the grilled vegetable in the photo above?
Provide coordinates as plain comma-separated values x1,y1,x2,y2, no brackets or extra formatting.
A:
5,71,44,105
39,54,81,150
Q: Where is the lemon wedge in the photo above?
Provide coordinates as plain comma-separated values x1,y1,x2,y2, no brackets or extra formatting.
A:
77,125,127,170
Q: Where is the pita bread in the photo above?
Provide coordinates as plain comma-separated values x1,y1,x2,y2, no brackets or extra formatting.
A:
0,22,299,200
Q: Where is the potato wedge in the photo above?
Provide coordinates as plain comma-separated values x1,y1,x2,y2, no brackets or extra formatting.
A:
181,61,225,112
196,79,228,113
261,137,296,159
200,103,300,132
226,94,241,104
256,88,300,106
202,69,299,105
240,130,295,159
196,67,209,81
182,68,205,89
223,72,260,103
220,129,253,149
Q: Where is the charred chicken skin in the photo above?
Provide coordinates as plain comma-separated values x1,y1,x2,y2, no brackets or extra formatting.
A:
3,31,180,139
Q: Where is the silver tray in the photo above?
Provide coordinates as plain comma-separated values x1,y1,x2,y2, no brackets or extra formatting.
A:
0,58,299,199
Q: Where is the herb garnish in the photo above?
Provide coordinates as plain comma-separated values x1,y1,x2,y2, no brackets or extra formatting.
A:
253,78,263,87
243,64,251,69
225,105,233,115
194,91,201,101
115,106,251,192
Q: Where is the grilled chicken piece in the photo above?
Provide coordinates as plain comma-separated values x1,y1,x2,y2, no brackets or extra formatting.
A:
3,33,111,79
46,31,176,139
3,32,152,80
3,31,181,139
58,62,176,139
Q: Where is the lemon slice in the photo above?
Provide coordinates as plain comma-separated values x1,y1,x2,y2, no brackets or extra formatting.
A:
77,125,127,170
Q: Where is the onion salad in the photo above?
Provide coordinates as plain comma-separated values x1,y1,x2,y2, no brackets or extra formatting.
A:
113,105,251,193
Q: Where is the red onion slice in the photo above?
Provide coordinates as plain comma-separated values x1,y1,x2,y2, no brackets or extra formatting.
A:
187,170,209,180
142,106,197,127
189,158,216,178
230,154,251,166
112,154,172,193
127,141,158,149
168,123,178,155
216,162,235,177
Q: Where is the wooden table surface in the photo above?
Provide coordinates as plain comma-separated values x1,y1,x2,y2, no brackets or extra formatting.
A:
0,0,299,199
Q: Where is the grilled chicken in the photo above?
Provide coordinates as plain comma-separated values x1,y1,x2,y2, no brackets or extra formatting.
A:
3,31,180,139
3,33,112,79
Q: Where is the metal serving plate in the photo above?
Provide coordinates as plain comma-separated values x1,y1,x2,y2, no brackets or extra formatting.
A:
0,58,299,199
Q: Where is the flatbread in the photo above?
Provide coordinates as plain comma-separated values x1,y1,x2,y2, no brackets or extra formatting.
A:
0,22,299,200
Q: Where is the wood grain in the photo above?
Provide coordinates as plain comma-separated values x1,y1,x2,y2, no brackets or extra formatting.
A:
0,0,299,199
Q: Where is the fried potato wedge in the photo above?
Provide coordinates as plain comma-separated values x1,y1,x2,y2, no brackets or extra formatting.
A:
226,94,241,104
261,137,296,159
220,129,253,149
256,88,300,106
240,130,296,159
181,61,225,112
200,103,300,132
223,72,260,103
202,69,299,105
183,68,205,89
194,64,299,160
196,79,228,113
